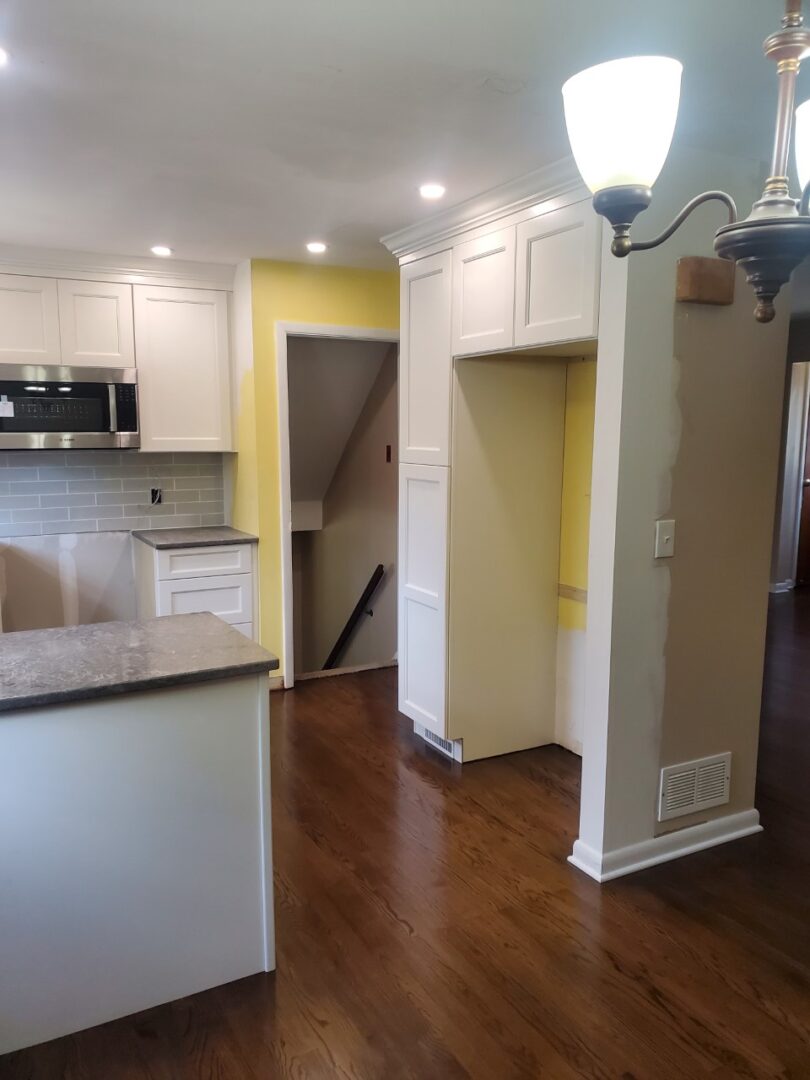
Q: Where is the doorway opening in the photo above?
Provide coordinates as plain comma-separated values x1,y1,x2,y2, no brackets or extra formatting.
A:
277,324,399,687
772,359,810,592
760,264,810,853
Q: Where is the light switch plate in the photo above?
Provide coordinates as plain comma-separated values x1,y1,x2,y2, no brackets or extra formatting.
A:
655,519,676,559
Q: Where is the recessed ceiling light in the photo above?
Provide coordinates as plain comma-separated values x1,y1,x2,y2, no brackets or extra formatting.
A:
150,245,173,257
419,182,446,200
0,47,10,68
306,241,327,254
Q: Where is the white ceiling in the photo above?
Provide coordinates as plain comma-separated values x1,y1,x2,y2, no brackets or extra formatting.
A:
0,1,800,268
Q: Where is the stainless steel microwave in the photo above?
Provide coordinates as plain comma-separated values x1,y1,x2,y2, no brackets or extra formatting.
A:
0,365,139,450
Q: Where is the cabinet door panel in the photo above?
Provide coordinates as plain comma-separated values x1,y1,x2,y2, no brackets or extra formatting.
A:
398,463,448,736
0,275,61,364
158,573,252,624
58,280,135,367
134,286,232,452
515,202,601,347
452,228,515,356
156,544,252,581
400,251,452,466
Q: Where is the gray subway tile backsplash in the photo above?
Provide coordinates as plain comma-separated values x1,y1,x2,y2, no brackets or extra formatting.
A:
2,469,39,482
10,481,68,495
0,452,226,538
69,478,122,493
41,519,99,535
174,474,221,490
11,508,65,523
37,466,96,481
1,522,53,537
69,505,123,519
40,493,97,508
0,495,41,510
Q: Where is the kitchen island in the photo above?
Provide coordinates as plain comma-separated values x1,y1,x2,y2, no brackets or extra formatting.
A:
0,613,278,1056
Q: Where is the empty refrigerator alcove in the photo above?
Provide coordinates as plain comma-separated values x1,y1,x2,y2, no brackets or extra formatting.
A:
448,347,596,761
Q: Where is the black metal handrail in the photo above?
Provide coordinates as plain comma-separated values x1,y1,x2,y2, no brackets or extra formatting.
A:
323,564,385,670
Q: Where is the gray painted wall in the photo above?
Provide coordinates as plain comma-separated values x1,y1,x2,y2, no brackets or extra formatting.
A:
0,531,136,631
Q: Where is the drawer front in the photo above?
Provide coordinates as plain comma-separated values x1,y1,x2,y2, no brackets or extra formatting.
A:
158,573,253,624
156,544,252,581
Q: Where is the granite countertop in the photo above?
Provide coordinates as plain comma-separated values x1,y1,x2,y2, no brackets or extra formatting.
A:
132,526,259,549
0,613,279,714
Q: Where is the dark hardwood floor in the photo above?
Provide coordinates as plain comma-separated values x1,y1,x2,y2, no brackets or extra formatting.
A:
4,594,810,1079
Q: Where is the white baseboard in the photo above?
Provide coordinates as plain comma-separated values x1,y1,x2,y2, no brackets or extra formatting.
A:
568,809,762,883
769,580,795,594
294,660,397,683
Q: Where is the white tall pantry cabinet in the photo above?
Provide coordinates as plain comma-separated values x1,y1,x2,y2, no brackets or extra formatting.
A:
398,463,449,738
397,250,452,736
390,188,602,761
399,252,452,466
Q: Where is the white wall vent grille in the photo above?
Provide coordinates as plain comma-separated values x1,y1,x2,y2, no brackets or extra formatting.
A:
658,752,731,822
424,728,454,756
413,722,463,762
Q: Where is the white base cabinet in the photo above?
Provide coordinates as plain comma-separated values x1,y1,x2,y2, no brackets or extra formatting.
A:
0,672,273,1055
134,539,258,640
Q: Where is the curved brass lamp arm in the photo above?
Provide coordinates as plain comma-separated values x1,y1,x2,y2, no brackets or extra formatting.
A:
800,181,810,216
628,191,738,254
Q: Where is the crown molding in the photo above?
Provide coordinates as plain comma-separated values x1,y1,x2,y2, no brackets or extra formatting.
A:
0,244,236,290
380,157,589,259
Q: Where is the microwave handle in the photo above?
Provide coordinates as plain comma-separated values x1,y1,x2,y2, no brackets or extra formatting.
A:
108,384,118,433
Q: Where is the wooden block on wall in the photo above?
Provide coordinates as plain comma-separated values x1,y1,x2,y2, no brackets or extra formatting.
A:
676,256,735,306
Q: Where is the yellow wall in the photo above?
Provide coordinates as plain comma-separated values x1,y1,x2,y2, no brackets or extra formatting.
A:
231,260,399,675
558,359,596,632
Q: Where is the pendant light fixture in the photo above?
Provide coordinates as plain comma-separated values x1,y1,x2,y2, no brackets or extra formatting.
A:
562,0,810,323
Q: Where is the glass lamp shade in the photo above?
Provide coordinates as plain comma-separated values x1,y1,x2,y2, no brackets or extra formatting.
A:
795,99,810,192
562,56,683,194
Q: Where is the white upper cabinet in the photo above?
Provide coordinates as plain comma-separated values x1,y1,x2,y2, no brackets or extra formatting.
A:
133,285,232,452
398,462,449,737
452,227,516,356
400,251,452,466
58,280,135,368
0,275,61,365
514,201,601,347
